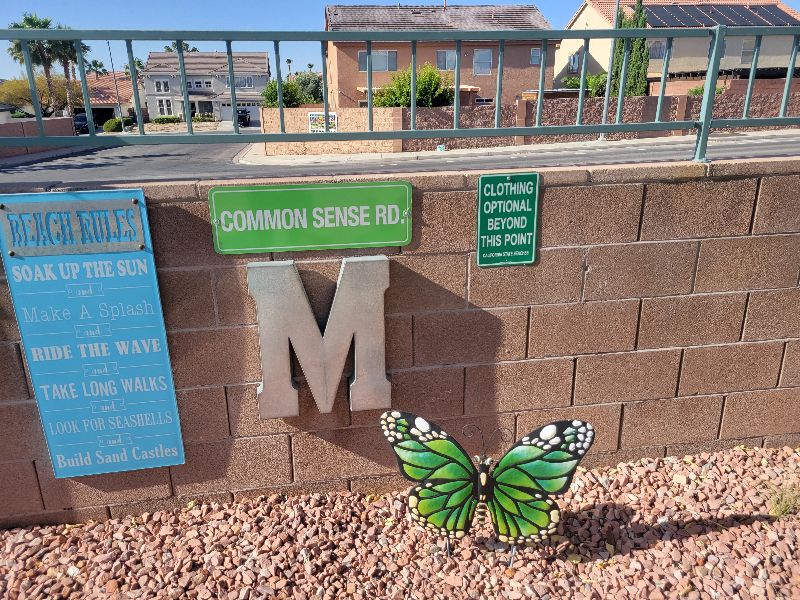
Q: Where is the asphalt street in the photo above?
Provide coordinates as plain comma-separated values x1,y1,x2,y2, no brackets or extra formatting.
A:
2,130,800,185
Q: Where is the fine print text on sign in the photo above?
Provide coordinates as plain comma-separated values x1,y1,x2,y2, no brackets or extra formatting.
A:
209,181,412,254
0,189,185,478
476,173,540,268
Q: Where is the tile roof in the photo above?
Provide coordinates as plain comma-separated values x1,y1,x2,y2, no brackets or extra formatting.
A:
325,4,551,31
569,0,800,28
143,52,269,75
87,71,134,105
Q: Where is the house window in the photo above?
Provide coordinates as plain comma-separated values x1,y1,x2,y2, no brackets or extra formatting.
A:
194,80,202,88
157,99,173,115
436,50,457,71
567,52,581,74
204,80,212,88
474,97,494,105
741,39,756,64
649,40,666,60
226,76,254,88
530,48,541,66
473,49,492,75
186,81,193,89
154,79,170,93
358,50,398,72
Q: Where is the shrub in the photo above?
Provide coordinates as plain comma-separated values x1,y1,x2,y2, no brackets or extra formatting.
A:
153,115,181,124
102,117,132,132
11,110,28,118
688,85,724,97
192,112,215,122
295,70,324,103
562,72,607,98
261,78,307,108
374,63,454,108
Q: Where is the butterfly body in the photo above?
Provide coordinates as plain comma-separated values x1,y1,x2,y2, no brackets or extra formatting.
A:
380,411,594,545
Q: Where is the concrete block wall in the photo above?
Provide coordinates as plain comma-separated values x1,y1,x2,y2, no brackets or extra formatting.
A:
0,158,799,527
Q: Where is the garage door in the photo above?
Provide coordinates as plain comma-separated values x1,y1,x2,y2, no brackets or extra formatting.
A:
220,102,260,125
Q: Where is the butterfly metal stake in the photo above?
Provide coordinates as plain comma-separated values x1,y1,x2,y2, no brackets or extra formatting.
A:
380,411,595,565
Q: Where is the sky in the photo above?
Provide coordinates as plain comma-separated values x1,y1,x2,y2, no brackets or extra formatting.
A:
3,0,800,78
0,0,597,79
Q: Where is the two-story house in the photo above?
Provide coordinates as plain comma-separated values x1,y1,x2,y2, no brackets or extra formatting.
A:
142,52,270,124
324,4,558,108
557,0,800,95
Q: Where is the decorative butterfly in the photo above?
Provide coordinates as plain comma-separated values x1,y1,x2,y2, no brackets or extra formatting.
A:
380,411,594,545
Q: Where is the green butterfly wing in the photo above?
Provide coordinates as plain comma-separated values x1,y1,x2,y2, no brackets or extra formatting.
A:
380,411,479,538
487,420,595,544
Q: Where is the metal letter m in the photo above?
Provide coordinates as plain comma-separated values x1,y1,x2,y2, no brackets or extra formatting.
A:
246,256,391,419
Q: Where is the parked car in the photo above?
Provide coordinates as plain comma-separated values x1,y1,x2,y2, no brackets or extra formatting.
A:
237,108,251,127
73,113,90,134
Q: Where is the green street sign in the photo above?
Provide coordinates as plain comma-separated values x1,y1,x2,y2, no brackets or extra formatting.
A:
476,172,540,268
209,181,412,254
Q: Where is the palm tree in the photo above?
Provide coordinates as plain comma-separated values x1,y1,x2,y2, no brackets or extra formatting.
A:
163,41,198,53
286,58,293,76
88,59,107,79
7,13,56,115
307,63,314,71
50,26,88,116
124,57,144,78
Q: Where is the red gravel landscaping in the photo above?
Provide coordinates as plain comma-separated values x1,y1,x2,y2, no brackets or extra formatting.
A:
1,446,798,599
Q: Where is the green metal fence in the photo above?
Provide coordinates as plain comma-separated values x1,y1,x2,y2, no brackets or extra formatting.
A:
1,25,799,162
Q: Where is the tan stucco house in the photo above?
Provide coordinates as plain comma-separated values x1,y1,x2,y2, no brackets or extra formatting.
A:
556,0,800,95
324,4,559,108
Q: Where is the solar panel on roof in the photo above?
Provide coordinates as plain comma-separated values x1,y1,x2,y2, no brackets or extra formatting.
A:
702,6,738,26
681,5,718,26
647,5,683,27
729,5,766,25
671,5,705,26
754,4,800,25
643,7,669,27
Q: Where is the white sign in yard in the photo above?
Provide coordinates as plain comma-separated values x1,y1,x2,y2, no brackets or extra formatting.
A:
308,112,337,133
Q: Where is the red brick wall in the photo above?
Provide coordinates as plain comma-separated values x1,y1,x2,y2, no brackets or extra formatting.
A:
0,117,75,158
0,160,799,527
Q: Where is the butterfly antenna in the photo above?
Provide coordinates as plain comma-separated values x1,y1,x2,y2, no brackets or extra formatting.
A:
486,427,513,457
461,424,486,458
508,545,517,568
445,537,451,558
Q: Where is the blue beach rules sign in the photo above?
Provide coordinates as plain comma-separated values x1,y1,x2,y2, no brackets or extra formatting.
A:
0,189,184,478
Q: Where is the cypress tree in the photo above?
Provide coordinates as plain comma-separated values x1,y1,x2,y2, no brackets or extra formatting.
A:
611,0,650,97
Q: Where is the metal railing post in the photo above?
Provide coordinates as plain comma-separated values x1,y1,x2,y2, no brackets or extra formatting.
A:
176,41,193,134
495,40,505,128
410,40,417,130
74,40,96,136
126,40,145,135
320,41,330,132
576,38,589,125
21,42,45,137
601,0,622,133
742,35,762,118
225,40,239,134
615,38,631,124
273,40,285,133
453,40,461,129
655,37,673,122
366,40,373,132
780,34,799,117
535,39,548,127
693,26,726,162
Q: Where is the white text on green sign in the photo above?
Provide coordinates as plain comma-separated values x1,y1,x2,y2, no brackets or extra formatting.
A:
209,182,412,254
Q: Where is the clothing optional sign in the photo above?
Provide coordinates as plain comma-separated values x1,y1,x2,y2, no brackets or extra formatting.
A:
209,181,412,254
476,173,540,268
0,189,184,478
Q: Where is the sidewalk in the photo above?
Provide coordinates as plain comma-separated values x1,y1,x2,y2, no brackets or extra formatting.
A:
234,131,713,167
